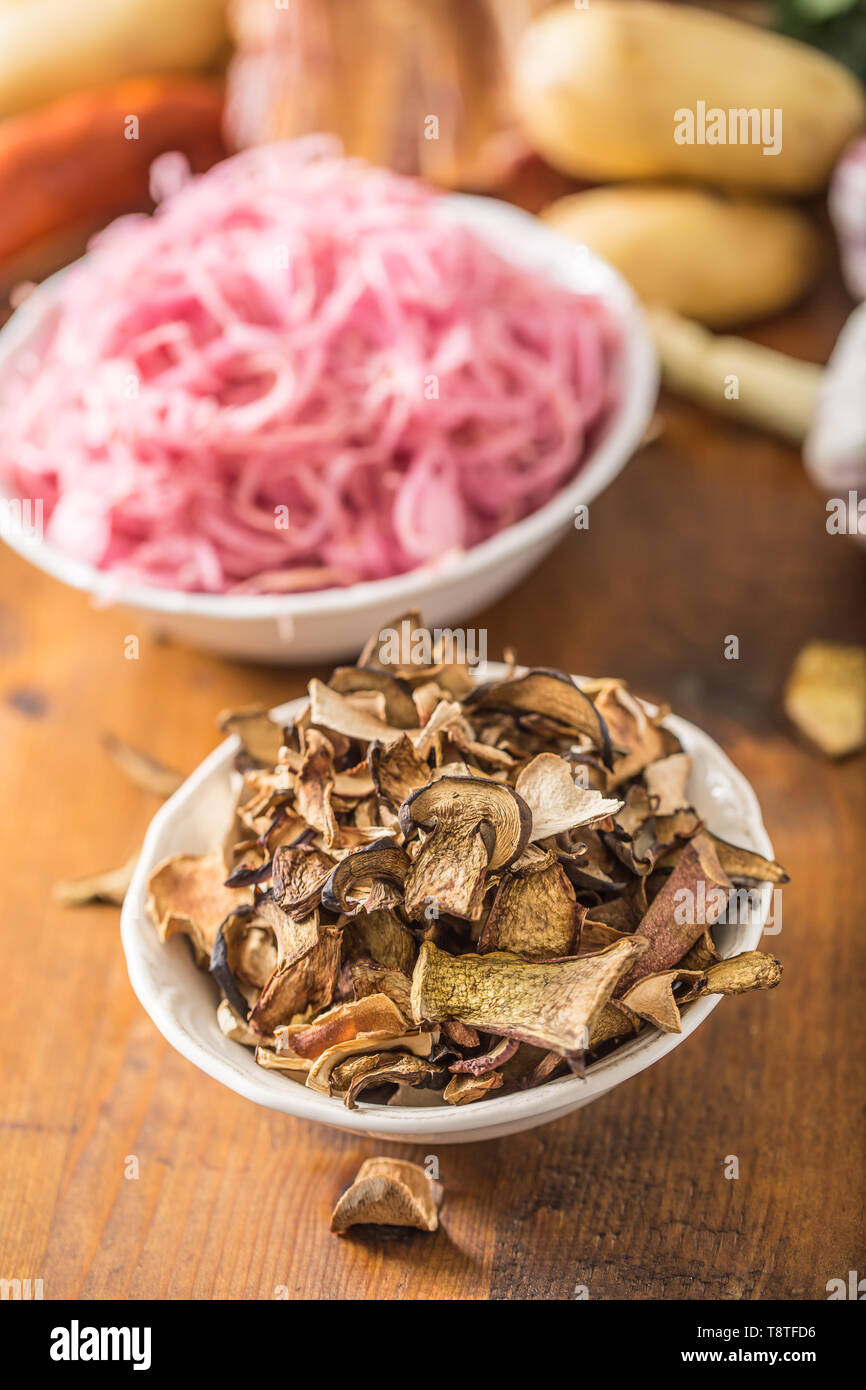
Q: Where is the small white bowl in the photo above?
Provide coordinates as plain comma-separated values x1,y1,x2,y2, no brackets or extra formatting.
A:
0,196,657,664
121,666,776,1145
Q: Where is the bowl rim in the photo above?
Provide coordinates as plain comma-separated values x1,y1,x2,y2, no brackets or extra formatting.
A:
0,194,658,618
120,669,776,1138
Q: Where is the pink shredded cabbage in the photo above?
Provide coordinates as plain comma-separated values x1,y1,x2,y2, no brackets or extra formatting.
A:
0,139,619,594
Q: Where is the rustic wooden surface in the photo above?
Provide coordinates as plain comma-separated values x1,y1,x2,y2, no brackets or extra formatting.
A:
1,255,864,1301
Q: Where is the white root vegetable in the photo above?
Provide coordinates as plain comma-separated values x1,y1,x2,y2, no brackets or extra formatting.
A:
649,308,821,443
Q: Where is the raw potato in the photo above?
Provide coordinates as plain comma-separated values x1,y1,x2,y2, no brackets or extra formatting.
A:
514,1,866,194
543,186,821,328
0,0,227,119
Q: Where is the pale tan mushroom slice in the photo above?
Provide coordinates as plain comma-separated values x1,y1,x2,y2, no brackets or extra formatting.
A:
368,733,431,810
443,1070,504,1105
330,1157,442,1233
218,705,286,765
644,752,693,815
411,937,648,1061
618,969,708,1033
147,851,252,964
515,752,622,841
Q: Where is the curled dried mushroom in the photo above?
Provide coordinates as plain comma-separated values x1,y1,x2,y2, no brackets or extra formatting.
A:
147,618,784,1109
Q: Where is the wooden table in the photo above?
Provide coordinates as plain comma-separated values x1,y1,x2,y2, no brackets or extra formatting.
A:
1,268,863,1302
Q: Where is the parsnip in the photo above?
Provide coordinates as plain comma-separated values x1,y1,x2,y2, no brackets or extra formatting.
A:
543,185,821,328
649,308,821,443
514,1,866,194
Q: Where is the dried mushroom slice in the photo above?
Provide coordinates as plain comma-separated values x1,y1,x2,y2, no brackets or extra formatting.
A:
216,998,259,1046
449,1037,519,1076
400,776,531,922
209,904,258,1020
680,951,782,1000
443,1071,504,1105
351,962,414,1016
344,908,417,974
783,641,866,758
463,669,612,764
306,1028,434,1093
515,753,622,841
478,856,581,958
218,706,285,765
707,835,789,885
594,684,666,783
617,833,732,994
270,844,336,917
618,969,707,1033
321,838,411,914
249,925,342,1038
400,777,531,873
54,854,138,908
368,734,431,810
278,993,408,1060
411,937,648,1061
333,1052,442,1107
309,678,405,745
147,851,252,964
644,752,693,815
330,667,419,728
330,1157,442,1233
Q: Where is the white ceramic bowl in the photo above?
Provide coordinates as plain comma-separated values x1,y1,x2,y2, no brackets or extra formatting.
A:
121,666,776,1144
0,196,657,664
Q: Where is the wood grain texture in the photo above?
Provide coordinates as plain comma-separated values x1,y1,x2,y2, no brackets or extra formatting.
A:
0,270,863,1302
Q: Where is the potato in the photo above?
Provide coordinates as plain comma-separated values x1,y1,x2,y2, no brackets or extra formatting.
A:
542,185,821,327
514,1,866,194
0,0,227,120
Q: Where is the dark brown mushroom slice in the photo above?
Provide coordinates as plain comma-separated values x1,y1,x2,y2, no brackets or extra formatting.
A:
249,924,343,1037
462,669,613,766
368,734,431,811
321,838,411,914
330,666,420,729
209,905,257,1021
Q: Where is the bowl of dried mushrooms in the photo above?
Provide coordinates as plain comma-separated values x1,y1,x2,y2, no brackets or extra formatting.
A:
121,619,784,1143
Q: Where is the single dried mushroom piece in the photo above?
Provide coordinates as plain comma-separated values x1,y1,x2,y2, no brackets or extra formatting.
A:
147,851,252,964
330,1158,442,1234
515,752,621,841
400,775,531,921
478,855,581,958
218,706,286,765
320,838,411,914
411,937,648,1062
